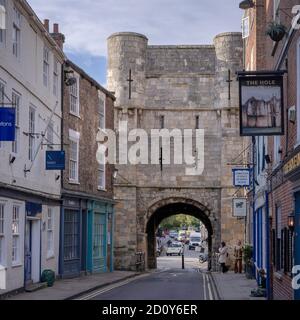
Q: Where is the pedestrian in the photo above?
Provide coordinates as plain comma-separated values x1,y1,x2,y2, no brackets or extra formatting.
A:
218,241,229,273
234,240,243,274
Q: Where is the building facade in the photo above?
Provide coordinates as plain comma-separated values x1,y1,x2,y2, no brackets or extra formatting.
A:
243,0,300,300
0,0,64,294
60,60,115,278
107,32,247,271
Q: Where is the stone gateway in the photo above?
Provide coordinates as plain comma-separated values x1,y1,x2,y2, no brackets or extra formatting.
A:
107,32,246,270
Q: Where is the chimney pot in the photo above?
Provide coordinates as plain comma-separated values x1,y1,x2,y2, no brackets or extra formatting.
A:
53,23,59,33
44,19,49,32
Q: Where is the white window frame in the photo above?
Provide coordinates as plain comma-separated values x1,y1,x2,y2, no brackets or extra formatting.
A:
69,73,79,117
47,120,54,150
12,205,20,265
0,0,6,46
98,151,106,190
0,78,6,149
47,207,54,258
43,46,50,87
12,6,21,59
273,0,281,23
242,16,250,39
28,105,36,161
98,91,106,130
11,90,21,154
53,58,59,96
0,202,5,265
69,129,80,183
273,135,281,167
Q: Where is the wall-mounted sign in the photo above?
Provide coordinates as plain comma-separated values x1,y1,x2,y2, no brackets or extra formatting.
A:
283,148,300,179
26,202,42,217
233,198,247,217
232,168,251,187
46,150,65,170
0,108,15,141
239,73,284,136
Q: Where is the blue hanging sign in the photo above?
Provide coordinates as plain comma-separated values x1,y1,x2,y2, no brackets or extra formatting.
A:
46,150,65,170
0,108,15,141
232,168,251,187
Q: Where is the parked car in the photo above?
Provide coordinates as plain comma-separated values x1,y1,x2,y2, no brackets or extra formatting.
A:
189,232,201,250
178,230,186,242
169,231,178,240
166,242,183,256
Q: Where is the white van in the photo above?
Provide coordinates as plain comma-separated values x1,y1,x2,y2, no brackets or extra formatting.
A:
189,232,201,250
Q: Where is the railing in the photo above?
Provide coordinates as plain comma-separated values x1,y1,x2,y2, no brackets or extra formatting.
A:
135,252,145,272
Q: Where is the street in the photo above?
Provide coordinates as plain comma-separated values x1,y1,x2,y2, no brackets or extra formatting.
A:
76,246,214,300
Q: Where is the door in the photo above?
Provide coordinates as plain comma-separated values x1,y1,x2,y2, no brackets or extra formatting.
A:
24,220,32,282
295,192,300,300
92,213,106,272
25,219,41,284
63,210,80,277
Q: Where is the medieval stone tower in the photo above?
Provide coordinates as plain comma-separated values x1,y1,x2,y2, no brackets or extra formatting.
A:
107,32,245,270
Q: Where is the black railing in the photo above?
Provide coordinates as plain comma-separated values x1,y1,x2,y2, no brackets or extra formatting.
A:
135,252,145,272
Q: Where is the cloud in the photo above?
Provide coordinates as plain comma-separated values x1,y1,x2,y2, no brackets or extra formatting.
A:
28,0,243,58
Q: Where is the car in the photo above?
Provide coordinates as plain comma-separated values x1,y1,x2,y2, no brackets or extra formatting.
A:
189,232,201,250
166,242,183,256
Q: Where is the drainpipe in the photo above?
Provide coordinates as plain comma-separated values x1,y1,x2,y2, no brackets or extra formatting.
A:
252,136,256,279
110,207,114,272
265,190,271,300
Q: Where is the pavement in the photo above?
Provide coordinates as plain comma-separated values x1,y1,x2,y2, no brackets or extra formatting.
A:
211,271,266,300
5,271,140,300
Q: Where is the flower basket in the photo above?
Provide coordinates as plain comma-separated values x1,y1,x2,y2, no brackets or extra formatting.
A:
266,22,286,42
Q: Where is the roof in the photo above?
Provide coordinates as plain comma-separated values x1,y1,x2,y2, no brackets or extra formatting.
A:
66,59,116,101
19,0,65,60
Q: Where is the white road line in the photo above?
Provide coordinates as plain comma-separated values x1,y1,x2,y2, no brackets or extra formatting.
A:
206,274,213,300
202,273,207,301
75,274,151,300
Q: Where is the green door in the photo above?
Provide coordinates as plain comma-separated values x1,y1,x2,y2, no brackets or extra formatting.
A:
93,213,106,272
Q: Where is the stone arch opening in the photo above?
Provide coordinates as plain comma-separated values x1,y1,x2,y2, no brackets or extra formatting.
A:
145,198,214,270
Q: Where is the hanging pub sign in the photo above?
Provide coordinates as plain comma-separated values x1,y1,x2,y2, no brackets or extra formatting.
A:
232,168,251,187
238,71,284,136
232,198,247,217
46,150,65,170
0,107,15,141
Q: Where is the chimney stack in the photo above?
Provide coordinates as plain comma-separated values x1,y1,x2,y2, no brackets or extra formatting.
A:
50,23,65,51
43,19,49,32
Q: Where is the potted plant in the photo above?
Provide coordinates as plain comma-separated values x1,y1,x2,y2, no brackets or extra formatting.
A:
266,22,286,42
243,244,254,279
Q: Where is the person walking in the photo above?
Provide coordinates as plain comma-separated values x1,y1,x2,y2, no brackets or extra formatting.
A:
218,242,229,273
234,240,243,274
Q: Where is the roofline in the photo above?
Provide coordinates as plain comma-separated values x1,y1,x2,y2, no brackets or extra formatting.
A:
19,0,65,60
66,59,116,100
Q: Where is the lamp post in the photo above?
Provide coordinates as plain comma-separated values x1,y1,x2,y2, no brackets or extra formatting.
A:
288,212,295,233
182,243,185,270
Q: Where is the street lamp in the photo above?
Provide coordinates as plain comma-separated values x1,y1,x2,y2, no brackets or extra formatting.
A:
288,212,295,232
239,0,255,10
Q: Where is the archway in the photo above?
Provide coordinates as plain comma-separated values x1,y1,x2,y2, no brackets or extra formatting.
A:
145,198,214,270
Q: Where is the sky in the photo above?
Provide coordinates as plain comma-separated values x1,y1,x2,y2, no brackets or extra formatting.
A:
27,0,243,85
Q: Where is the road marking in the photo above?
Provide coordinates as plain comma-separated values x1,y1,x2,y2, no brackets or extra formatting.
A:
202,273,207,300
206,274,213,300
75,273,151,300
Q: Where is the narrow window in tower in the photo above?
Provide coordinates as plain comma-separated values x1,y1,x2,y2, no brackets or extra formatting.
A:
160,115,165,129
195,116,200,129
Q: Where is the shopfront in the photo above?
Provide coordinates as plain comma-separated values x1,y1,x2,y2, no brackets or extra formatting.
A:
60,196,114,278
283,146,300,300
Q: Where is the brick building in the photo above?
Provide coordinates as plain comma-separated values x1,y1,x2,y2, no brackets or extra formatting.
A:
60,59,115,277
242,0,300,300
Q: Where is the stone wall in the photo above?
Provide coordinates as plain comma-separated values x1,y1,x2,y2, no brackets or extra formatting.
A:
107,32,245,270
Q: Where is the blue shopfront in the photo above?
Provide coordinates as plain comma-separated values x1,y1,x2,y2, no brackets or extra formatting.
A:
60,195,114,278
